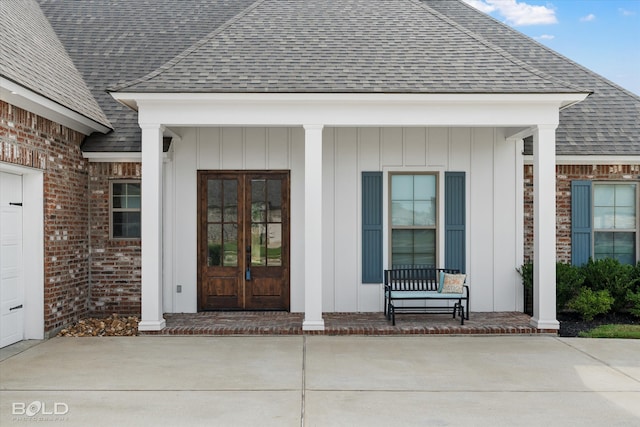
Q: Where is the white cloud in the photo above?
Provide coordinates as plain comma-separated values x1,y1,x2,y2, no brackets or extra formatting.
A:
619,8,636,17
580,14,596,22
535,34,555,40
462,0,558,26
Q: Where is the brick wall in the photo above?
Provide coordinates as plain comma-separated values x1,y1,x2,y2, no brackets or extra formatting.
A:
524,164,640,264
1,101,90,333
88,162,142,315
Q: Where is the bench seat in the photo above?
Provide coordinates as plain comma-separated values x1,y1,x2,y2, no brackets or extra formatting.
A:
384,267,469,326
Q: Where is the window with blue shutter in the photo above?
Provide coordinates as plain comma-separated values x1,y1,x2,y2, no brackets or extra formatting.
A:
571,180,592,266
362,172,383,283
445,172,466,273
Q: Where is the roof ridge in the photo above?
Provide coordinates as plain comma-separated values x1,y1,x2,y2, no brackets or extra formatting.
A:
412,0,590,94
108,0,266,92
451,0,639,101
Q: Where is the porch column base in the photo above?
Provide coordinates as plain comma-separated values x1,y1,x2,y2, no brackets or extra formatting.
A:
302,319,325,331
138,319,167,332
529,317,559,330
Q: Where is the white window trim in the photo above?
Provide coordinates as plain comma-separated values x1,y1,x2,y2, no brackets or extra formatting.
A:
592,181,639,263
382,167,445,270
110,180,142,240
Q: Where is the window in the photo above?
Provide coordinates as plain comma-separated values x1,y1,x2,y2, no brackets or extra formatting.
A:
593,183,637,264
111,181,141,239
390,174,437,266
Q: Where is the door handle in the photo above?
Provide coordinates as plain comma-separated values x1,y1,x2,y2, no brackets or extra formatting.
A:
10,304,23,311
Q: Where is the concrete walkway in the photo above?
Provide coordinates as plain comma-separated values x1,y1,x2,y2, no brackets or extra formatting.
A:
1,336,639,426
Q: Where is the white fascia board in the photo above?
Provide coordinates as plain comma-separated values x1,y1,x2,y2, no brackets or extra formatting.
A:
111,92,588,128
83,151,174,163
524,155,640,165
1,78,112,135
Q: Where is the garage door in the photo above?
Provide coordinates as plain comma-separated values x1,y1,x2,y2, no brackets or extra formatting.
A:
0,171,24,348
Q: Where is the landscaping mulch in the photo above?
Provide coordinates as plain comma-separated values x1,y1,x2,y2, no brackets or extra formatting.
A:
558,312,640,337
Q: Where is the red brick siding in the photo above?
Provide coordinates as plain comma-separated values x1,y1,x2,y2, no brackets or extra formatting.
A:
1,101,90,333
524,164,640,264
88,162,142,315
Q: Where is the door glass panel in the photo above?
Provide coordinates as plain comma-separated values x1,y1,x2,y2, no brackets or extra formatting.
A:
207,179,222,222
222,223,238,267
267,223,282,266
207,224,222,266
267,180,282,222
251,224,267,266
223,180,238,222
252,180,266,222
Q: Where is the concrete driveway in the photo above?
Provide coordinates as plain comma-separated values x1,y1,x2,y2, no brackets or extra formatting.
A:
1,336,639,426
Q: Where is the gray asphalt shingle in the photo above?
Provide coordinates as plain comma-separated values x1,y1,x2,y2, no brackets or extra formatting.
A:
37,0,638,155
114,0,584,94
1,0,110,129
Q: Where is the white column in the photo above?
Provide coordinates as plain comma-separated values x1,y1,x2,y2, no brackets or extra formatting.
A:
530,125,559,330
138,124,166,331
302,124,325,331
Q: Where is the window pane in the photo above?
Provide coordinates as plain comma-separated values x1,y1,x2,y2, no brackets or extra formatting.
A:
615,184,636,207
112,196,125,209
113,212,140,238
594,185,615,207
126,194,141,209
616,207,636,229
391,229,436,267
392,201,414,226
413,175,436,201
414,200,436,226
252,180,266,222
594,207,614,229
595,232,636,265
112,183,125,196
391,175,413,201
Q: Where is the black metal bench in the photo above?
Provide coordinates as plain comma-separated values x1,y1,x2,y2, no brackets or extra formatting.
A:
384,267,470,325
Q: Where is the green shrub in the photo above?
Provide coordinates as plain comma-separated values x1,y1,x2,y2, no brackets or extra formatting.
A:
516,262,533,291
581,258,635,312
556,262,584,312
568,288,614,321
627,289,640,318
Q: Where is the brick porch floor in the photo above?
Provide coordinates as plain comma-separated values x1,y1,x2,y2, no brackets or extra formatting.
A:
139,312,556,335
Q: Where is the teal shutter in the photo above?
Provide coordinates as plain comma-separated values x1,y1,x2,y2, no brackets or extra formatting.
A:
445,172,466,273
571,180,592,266
362,172,383,283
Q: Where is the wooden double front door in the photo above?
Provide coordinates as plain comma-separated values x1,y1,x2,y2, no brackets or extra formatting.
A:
198,171,290,311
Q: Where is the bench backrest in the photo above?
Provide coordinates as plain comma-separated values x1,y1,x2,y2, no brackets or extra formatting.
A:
384,267,459,291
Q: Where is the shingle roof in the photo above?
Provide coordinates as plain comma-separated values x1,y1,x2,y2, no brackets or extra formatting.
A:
38,0,256,151
0,0,110,130
427,0,640,156
113,0,585,94
38,0,638,155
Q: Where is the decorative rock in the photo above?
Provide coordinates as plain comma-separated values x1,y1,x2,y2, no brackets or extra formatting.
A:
57,314,139,337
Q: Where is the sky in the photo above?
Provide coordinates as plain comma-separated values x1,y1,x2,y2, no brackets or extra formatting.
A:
461,0,640,95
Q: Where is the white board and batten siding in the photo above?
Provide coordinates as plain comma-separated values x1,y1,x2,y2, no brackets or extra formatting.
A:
166,126,523,314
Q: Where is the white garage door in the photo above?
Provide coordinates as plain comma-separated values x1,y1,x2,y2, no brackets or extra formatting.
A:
0,171,24,348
